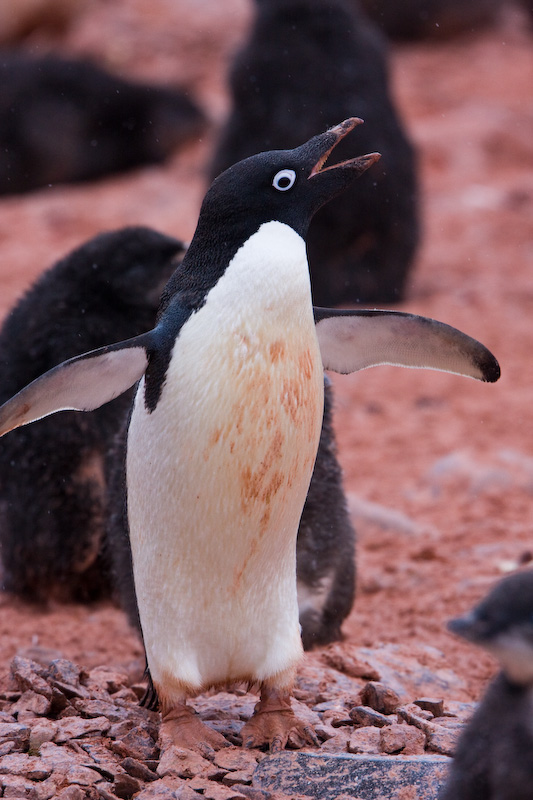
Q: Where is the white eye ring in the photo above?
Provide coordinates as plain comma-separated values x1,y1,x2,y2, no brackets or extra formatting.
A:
272,169,296,192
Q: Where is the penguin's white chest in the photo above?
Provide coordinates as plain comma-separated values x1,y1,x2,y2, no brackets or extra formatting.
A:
126,222,324,704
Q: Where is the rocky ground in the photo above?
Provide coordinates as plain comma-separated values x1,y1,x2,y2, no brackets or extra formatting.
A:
0,1,532,797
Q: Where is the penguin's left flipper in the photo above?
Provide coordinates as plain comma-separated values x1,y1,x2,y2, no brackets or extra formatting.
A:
314,308,500,382
0,331,154,437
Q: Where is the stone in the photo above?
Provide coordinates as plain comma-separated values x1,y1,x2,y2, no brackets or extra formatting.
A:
397,704,435,734
74,698,130,722
11,690,51,717
321,644,381,681
86,667,129,694
349,706,392,728
55,788,86,800
64,765,102,786
361,682,401,715
157,746,212,779
253,752,451,799
190,776,248,799
1,773,40,798
380,723,426,755
38,741,87,772
134,776,199,799
0,721,30,751
10,657,51,700
55,714,110,742
414,698,445,717
121,756,159,782
314,722,337,742
319,730,351,753
222,770,253,786
347,727,381,755
426,727,461,756
0,753,51,779
214,748,259,773
111,726,159,761
28,721,58,754
113,771,142,798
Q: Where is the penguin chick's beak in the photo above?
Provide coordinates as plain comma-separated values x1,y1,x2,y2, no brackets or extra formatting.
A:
447,613,489,645
308,118,381,183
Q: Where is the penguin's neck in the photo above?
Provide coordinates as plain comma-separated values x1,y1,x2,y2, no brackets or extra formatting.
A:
206,220,313,323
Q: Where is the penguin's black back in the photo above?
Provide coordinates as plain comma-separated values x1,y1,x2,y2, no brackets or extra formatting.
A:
210,0,418,305
0,227,184,602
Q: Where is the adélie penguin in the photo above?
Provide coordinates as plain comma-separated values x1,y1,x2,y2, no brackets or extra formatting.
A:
0,118,500,751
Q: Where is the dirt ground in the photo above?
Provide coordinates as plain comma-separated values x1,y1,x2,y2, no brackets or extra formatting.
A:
0,0,532,714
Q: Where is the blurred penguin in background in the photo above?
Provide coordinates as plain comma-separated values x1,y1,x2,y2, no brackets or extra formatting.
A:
359,0,507,41
0,53,206,195
210,0,419,307
441,570,533,799
0,227,186,602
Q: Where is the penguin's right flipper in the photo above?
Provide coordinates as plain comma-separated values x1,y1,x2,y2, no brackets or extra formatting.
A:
0,331,155,437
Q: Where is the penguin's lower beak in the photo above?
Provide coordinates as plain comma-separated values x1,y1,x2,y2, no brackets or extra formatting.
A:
308,118,380,181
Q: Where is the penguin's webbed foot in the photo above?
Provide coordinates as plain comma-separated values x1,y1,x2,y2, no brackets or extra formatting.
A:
241,688,319,752
161,703,230,757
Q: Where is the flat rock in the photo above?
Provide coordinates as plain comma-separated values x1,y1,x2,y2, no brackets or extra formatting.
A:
55,714,110,742
347,727,381,755
252,752,451,799
380,724,426,755
0,722,30,750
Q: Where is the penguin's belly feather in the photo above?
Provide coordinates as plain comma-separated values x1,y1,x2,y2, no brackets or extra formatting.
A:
126,222,324,700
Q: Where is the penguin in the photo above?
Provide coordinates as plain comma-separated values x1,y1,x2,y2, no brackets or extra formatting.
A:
0,227,186,602
358,0,505,41
0,119,500,751
105,373,356,651
209,0,418,307
0,229,354,645
440,570,533,799
0,52,206,195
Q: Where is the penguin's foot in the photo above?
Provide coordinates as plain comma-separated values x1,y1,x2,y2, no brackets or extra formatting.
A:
160,703,230,757
241,688,319,752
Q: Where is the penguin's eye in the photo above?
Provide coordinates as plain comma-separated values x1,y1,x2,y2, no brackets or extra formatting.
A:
272,169,296,192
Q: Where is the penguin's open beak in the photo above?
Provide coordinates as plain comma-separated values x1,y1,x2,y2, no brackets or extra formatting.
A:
308,118,381,180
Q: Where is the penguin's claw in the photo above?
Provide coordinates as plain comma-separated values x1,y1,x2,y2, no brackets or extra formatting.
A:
160,704,230,755
241,692,319,752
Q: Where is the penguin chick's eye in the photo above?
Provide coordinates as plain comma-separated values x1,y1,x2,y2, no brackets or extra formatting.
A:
272,169,296,192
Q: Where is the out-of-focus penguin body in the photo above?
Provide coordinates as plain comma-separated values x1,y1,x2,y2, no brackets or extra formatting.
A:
0,52,206,195
0,120,499,751
0,227,185,601
359,0,505,41
210,0,418,306
441,570,533,799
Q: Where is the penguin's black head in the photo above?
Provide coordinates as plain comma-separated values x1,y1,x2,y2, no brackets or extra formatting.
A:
160,119,379,311
202,118,380,239
448,570,533,686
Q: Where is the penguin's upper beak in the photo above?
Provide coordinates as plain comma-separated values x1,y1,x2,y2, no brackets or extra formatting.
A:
297,118,380,213
308,118,380,180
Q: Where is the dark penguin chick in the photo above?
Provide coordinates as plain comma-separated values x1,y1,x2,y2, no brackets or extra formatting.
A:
440,570,533,800
296,375,355,649
0,52,206,195
359,0,505,41
0,227,185,602
209,0,418,306
105,375,356,650
0,119,500,753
